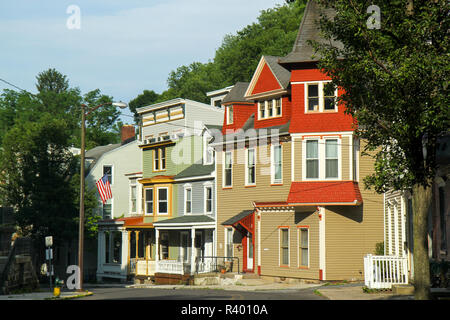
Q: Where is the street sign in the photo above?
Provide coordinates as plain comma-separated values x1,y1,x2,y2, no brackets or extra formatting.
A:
46,248,53,260
45,236,53,247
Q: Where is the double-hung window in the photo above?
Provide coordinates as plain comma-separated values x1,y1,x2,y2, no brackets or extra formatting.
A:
307,84,319,112
306,81,337,113
259,102,266,119
157,187,168,215
323,83,337,111
185,186,192,214
205,186,212,214
154,147,166,171
299,228,309,267
103,165,113,184
272,145,282,184
267,100,274,118
224,151,232,187
258,98,282,120
145,188,153,215
274,98,282,116
130,179,137,213
226,105,233,125
325,139,338,178
306,140,319,179
246,148,256,186
280,228,289,266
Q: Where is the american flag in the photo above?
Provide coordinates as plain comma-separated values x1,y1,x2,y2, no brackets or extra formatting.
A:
96,174,112,204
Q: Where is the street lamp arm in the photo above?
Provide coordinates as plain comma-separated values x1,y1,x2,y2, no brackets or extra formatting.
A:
82,101,128,116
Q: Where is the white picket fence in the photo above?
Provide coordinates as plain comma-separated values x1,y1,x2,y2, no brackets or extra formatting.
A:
364,254,409,289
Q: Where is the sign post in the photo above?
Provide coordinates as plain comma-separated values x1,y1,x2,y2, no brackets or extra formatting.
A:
45,236,53,290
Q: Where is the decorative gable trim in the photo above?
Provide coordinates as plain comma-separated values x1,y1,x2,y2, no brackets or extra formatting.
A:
245,56,287,100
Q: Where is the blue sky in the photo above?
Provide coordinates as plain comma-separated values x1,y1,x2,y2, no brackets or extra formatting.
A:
0,0,284,123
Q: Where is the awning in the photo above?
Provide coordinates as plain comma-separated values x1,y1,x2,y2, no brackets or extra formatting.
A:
286,181,363,206
221,210,254,233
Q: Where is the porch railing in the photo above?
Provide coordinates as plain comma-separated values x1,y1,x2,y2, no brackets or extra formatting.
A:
155,260,184,275
364,254,409,289
195,256,240,275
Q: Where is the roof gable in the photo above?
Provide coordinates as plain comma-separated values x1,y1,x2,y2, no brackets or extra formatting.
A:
245,56,291,99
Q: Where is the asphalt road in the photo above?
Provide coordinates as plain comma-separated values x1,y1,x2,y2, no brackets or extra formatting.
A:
80,286,327,300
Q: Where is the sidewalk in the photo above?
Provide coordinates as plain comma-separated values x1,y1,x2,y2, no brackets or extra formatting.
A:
0,281,415,300
128,279,413,300
0,289,93,300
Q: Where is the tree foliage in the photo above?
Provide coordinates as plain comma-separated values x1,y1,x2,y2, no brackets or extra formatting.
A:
312,0,449,300
312,0,449,193
0,69,122,243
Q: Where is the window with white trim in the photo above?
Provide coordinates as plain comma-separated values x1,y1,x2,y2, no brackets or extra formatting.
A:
272,144,282,184
204,185,213,214
153,147,166,171
145,188,153,215
103,165,113,184
226,105,233,125
299,228,309,267
130,179,137,213
306,140,319,179
280,228,289,266
157,187,168,215
258,98,282,120
305,81,337,113
185,186,192,214
246,148,256,186
224,151,232,187
203,133,214,165
325,139,338,178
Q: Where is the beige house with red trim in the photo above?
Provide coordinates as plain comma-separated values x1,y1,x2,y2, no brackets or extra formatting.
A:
212,1,384,281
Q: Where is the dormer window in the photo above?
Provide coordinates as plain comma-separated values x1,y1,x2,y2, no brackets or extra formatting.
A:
258,98,282,120
305,81,337,113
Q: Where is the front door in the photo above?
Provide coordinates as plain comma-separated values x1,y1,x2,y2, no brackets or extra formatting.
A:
247,232,254,271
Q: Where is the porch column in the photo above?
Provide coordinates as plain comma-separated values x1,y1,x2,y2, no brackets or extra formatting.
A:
135,231,140,259
191,228,196,274
155,229,160,262
121,230,128,279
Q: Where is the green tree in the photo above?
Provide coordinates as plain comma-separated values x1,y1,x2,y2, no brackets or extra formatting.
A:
214,1,307,85
312,0,449,299
81,89,121,149
128,89,160,124
0,115,78,243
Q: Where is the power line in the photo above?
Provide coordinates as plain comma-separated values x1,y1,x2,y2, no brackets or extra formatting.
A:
0,77,35,95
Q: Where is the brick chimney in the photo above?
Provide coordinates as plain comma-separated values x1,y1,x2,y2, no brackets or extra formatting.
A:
121,125,135,144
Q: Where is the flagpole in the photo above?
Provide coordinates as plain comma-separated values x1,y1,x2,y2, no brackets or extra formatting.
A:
78,104,86,292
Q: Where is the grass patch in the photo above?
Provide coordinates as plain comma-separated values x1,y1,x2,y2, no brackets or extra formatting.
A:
362,286,392,294
313,289,324,297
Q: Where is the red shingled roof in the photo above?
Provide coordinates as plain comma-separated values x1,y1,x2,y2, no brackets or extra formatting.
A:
287,181,363,205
